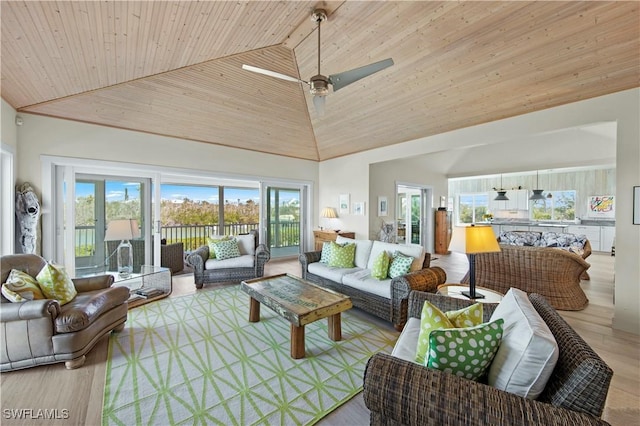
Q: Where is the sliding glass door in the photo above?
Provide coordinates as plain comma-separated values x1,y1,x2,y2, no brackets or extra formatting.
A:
262,183,308,258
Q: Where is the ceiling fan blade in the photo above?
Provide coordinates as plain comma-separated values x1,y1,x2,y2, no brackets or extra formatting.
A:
313,95,326,116
329,58,394,92
241,64,306,84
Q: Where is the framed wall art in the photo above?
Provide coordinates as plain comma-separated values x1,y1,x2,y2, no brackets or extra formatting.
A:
339,194,350,215
353,202,365,216
377,196,388,217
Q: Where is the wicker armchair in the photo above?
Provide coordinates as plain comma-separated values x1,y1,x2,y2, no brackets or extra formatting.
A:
363,291,613,425
186,230,270,289
461,244,590,310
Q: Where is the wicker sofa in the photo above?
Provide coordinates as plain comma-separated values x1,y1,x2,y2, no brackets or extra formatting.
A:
299,236,446,330
186,230,270,289
498,230,592,279
461,244,590,310
363,291,613,425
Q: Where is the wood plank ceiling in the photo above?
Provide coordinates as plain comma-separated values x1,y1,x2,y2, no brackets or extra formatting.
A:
2,1,638,161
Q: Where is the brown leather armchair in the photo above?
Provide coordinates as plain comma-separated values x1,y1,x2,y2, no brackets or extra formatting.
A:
1,254,129,371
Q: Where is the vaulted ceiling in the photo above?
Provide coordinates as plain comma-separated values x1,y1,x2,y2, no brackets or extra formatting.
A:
2,1,638,161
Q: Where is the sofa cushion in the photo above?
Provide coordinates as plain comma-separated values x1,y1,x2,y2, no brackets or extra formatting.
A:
212,238,241,260
427,318,504,381
205,254,255,270
342,270,392,299
391,317,421,362
328,242,356,268
55,286,130,333
336,236,373,269
207,235,231,259
414,301,483,364
2,269,46,300
388,252,414,279
488,288,559,399
236,233,256,256
371,251,391,280
367,241,425,272
36,263,77,305
307,262,361,283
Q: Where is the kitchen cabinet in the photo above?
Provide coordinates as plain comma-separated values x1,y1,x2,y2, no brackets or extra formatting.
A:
567,225,601,251
313,230,355,251
600,227,616,254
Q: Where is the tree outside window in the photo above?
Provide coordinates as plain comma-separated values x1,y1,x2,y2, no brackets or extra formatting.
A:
458,193,488,224
531,190,576,221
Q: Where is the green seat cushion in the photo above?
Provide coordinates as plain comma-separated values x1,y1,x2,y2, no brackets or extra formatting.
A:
371,250,391,280
427,318,504,381
327,242,356,268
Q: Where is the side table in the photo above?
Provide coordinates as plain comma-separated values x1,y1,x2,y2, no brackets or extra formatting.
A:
111,265,172,308
436,284,503,303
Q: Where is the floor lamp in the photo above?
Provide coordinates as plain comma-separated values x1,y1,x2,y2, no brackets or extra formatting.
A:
448,224,501,299
105,219,140,278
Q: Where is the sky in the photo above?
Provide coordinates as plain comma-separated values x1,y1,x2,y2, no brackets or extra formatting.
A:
75,182,298,204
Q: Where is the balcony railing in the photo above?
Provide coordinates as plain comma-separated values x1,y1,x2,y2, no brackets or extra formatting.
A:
76,222,300,255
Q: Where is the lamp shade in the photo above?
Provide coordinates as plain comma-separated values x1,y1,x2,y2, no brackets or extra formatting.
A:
529,189,546,200
448,225,501,254
321,207,338,219
105,219,141,241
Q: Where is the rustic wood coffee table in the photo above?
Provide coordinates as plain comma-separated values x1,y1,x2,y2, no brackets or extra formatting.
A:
240,274,353,359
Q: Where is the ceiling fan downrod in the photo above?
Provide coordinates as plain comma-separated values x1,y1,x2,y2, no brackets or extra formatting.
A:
310,9,329,97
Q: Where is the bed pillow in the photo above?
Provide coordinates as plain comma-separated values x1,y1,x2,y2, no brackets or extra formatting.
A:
427,318,504,381
36,263,77,305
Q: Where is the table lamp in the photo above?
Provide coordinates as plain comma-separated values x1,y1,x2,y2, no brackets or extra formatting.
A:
320,207,338,231
448,224,501,299
105,219,140,278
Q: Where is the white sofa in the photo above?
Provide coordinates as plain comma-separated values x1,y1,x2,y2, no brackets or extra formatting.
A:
299,236,446,330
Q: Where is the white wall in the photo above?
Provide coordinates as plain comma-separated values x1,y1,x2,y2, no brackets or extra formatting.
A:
1,99,18,149
319,88,639,334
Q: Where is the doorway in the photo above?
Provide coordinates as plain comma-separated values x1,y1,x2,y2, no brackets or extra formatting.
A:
262,183,308,258
396,183,434,252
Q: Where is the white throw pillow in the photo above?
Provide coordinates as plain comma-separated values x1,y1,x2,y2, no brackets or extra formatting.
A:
235,233,256,256
488,288,559,399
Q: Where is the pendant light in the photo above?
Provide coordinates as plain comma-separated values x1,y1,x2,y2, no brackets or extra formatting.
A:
494,174,509,201
529,170,545,200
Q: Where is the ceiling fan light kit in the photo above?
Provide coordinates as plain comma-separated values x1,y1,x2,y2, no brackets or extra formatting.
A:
242,8,393,114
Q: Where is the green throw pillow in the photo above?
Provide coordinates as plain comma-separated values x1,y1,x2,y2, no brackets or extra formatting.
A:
207,235,231,259
3,269,46,300
36,263,77,305
415,301,483,365
371,251,391,280
212,238,241,260
427,318,504,381
327,242,356,268
388,252,414,278
1,285,27,303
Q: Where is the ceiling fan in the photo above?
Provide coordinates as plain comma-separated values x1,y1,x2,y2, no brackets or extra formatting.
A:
242,9,394,115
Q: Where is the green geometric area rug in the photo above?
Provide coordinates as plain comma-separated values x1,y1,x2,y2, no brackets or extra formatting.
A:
102,286,398,425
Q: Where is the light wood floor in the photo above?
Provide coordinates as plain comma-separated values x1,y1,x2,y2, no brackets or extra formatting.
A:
1,253,637,425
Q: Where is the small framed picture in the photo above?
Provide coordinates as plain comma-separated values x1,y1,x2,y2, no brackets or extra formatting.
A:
339,194,350,215
378,196,388,217
353,202,365,216
634,186,640,225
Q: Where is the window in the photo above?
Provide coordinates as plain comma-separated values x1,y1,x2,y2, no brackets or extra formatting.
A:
531,190,576,221
458,193,489,224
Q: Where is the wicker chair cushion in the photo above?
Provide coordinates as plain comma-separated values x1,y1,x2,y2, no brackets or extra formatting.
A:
391,317,422,361
204,254,254,269
488,288,559,399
